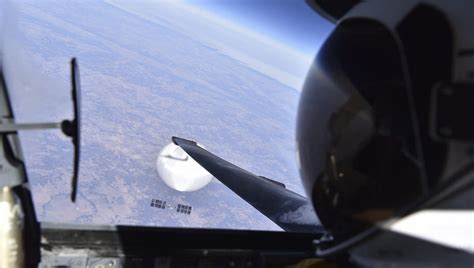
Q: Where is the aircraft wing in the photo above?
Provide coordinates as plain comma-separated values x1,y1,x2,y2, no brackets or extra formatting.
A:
172,137,322,233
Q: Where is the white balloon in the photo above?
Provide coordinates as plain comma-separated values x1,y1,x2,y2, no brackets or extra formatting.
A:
156,142,213,192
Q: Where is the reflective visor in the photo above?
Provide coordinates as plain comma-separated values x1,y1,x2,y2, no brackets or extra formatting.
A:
297,19,426,237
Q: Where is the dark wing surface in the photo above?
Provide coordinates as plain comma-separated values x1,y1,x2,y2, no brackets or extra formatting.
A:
172,137,322,233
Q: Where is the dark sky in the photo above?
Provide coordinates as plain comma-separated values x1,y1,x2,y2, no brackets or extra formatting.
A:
184,0,334,57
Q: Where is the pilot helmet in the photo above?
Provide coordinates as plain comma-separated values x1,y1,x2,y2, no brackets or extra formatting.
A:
297,0,474,241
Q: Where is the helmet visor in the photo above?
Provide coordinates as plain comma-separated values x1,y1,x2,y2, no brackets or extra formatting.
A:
297,19,426,237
